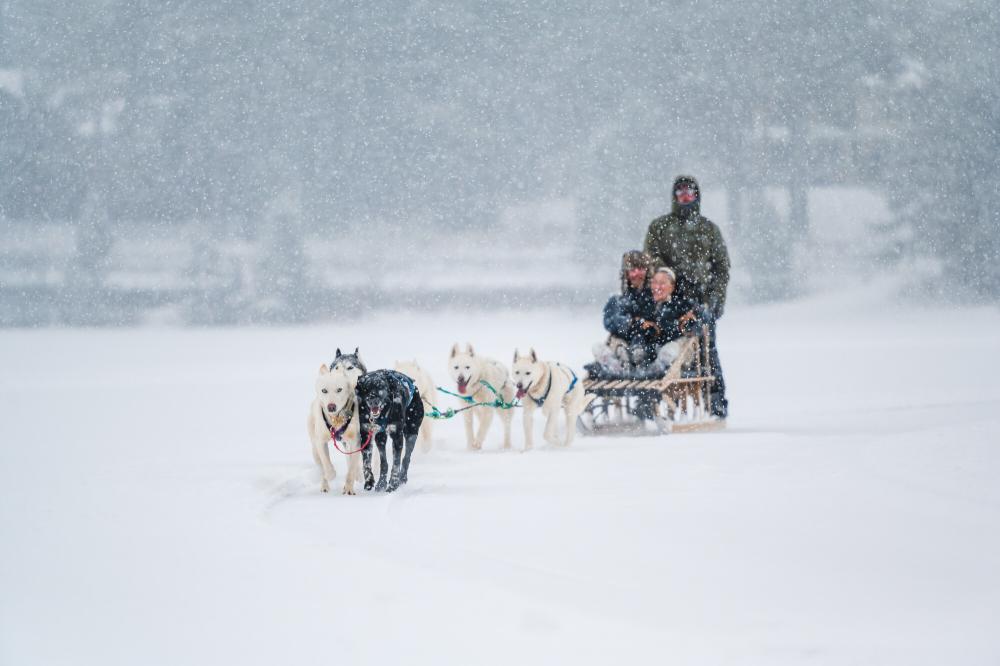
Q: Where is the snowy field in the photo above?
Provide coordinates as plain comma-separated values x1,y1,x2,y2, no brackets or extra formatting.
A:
2,294,999,665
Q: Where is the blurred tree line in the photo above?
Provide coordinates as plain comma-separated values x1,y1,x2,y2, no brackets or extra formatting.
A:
1,0,997,303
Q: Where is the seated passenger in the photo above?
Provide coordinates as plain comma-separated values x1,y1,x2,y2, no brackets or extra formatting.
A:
593,250,656,373
641,267,700,374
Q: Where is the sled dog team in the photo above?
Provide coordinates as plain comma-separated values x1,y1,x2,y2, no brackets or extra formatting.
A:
307,344,588,494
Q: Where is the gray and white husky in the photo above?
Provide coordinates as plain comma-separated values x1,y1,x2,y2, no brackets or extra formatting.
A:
511,348,588,449
330,347,366,383
447,343,515,450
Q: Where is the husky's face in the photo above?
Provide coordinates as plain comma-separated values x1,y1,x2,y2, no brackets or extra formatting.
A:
330,347,366,382
448,343,480,395
316,364,354,415
511,349,542,399
358,374,392,421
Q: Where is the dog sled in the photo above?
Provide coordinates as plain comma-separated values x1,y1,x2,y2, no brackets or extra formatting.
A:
577,326,724,436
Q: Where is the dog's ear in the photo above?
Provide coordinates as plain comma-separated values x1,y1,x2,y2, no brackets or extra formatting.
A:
513,348,519,364
335,348,342,359
530,348,537,363
354,347,359,356
319,363,329,375
467,343,475,357
450,343,459,358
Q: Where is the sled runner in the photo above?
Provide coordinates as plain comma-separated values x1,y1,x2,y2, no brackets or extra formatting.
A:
577,326,723,436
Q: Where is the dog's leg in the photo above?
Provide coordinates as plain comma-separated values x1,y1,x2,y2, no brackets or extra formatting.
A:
500,406,513,450
563,391,588,446
343,449,361,495
314,437,336,492
400,433,417,484
362,435,375,491
542,407,560,446
473,406,494,450
387,427,404,492
463,409,476,450
563,407,578,447
420,418,433,453
521,402,535,451
374,432,389,491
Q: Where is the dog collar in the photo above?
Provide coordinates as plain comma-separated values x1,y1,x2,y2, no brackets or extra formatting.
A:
366,411,388,433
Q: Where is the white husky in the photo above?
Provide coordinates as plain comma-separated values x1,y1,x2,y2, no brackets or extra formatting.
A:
511,349,588,449
394,359,437,452
306,364,363,494
447,343,515,450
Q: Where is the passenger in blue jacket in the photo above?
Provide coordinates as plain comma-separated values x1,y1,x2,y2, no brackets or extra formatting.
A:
595,250,657,371
642,266,700,373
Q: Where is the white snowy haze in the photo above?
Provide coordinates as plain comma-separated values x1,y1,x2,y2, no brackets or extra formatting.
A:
1,1,998,324
2,3,1000,665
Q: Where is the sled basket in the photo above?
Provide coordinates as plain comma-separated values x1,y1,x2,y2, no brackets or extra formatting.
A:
577,326,724,436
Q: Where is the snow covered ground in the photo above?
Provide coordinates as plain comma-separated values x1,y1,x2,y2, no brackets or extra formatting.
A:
2,294,999,665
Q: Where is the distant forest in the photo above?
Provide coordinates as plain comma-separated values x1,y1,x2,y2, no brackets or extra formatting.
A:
1,0,997,303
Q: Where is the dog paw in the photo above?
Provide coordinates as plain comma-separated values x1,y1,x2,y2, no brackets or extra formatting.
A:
321,480,330,492
364,479,374,491
374,478,387,492
387,477,400,493
342,486,355,496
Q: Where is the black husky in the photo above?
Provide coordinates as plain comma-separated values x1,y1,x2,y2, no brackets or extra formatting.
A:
356,369,424,492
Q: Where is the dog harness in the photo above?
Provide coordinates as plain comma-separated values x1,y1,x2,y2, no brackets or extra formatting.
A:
528,363,579,407
322,405,353,442
397,373,416,408
322,403,373,455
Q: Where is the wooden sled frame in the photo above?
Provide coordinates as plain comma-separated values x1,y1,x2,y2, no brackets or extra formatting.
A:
577,326,724,436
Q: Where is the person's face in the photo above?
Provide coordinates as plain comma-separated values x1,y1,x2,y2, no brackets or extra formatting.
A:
650,272,675,302
627,267,647,289
675,183,698,205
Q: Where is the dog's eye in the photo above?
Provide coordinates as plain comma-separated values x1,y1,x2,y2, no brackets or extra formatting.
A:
347,365,354,370
453,365,458,370
321,388,328,394
465,366,470,370
336,388,342,393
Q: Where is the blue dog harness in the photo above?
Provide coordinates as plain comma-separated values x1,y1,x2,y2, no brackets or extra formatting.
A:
528,363,579,407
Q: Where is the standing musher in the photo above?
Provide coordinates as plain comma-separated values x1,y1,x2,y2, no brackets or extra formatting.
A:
643,175,730,419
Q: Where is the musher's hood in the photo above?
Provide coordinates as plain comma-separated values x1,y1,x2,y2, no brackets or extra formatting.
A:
671,175,701,217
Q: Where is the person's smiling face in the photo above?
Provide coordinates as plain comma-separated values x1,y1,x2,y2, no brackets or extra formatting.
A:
650,271,675,303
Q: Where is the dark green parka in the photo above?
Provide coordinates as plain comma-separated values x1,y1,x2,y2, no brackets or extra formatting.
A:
642,176,730,319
